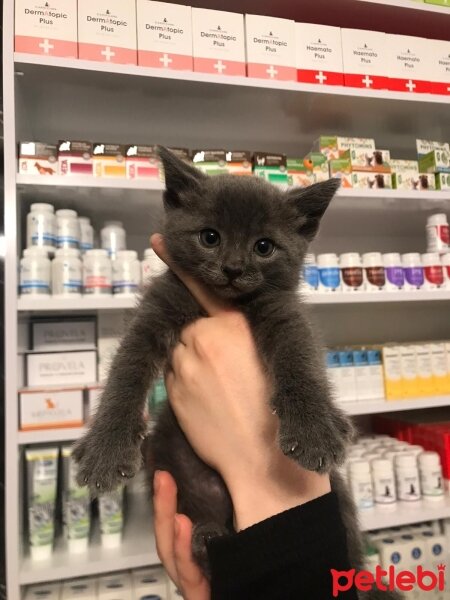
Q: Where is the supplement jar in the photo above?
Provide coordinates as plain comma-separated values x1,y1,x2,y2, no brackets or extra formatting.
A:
112,250,141,295
362,252,385,291
421,253,444,289
317,253,340,292
383,253,404,291
52,248,82,296
56,209,80,249
101,221,126,258
418,452,444,500
394,453,421,502
426,213,449,253
26,203,55,252
371,458,397,505
348,460,374,510
401,253,424,290
340,253,363,291
20,247,51,295
83,249,112,295
141,248,168,284
79,217,94,253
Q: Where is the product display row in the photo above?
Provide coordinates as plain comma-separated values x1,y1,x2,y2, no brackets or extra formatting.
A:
25,568,179,600
18,137,450,192
14,2,450,94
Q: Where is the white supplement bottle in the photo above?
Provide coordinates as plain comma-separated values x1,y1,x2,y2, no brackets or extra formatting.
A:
101,221,126,259
340,253,364,292
348,460,374,510
301,253,319,292
418,452,444,500
426,213,449,253
442,253,450,289
401,253,424,290
26,203,56,252
421,253,444,289
371,458,397,505
20,247,51,295
382,253,404,291
317,253,341,292
362,252,385,291
83,249,112,295
79,217,94,254
395,453,421,502
141,248,168,284
112,250,141,295
52,248,82,296
56,209,80,249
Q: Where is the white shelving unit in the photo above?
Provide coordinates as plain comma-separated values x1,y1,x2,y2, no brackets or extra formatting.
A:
4,0,450,597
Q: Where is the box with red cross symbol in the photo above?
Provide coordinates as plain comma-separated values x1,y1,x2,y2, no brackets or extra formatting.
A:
295,23,344,86
427,39,450,96
341,28,388,90
387,35,431,94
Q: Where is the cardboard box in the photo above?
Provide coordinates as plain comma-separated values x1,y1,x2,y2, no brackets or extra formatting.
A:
225,151,252,176
98,311,129,382
98,574,132,600
416,139,450,158
19,141,58,176
295,23,344,86
137,1,193,70
351,172,392,189
287,158,315,187
58,140,93,176
418,173,436,190
382,346,403,400
329,159,352,188
62,577,97,600
192,8,245,76
341,29,388,89
93,143,126,177
25,583,62,600
78,0,137,65
338,350,357,402
391,159,419,190
314,136,376,162
399,346,418,398
387,35,430,93
245,14,296,81
15,0,78,57
125,144,161,180
132,567,168,599
26,350,97,387
419,149,450,174
436,173,450,190
32,319,96,352
252,152,288,184
192,149,228,175
20,387,84,430
341,148,391,173
428,39,450,96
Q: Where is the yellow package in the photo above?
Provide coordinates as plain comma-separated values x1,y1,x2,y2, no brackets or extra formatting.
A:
382,345,403,400
430,343,447,395
93,143,126,178
415,345,434,397
399,345,418,399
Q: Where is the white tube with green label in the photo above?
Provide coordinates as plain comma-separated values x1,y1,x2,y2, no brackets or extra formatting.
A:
25,447,58,561
98,486,124,548
61,446,91,553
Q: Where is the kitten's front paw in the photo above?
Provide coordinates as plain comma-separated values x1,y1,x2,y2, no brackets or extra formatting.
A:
192,522,227,578
72,423,146,494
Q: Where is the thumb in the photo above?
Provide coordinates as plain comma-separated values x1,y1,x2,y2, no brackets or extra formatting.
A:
151,233,230,317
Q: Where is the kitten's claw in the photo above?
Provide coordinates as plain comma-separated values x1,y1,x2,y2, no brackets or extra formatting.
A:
290,442,299,453
139,433,146,440
271,408,277,415
96,482,101,489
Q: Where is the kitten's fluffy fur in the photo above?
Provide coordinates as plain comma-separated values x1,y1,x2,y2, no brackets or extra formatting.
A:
74,149,401,599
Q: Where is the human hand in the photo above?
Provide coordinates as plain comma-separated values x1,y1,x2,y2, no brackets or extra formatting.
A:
153,470,210,600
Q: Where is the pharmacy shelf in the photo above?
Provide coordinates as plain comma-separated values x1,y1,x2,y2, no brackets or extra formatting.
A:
17,427,86,445
18,296,138,312
19,489,158,585
357,0,450,13
307,290,450,304
343,395,450,416
360,494,450,531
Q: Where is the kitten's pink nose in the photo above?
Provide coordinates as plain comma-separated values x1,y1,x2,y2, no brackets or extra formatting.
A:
222,265,243,280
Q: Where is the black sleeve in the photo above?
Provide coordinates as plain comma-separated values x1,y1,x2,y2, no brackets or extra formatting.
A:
206,491,358,600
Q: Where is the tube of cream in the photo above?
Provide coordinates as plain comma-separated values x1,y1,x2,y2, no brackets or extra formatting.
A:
25,447,58,561
61,446,91,553
98,486,124,549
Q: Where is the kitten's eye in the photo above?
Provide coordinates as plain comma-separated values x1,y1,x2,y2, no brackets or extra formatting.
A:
254,239,275,257
199,229,220,248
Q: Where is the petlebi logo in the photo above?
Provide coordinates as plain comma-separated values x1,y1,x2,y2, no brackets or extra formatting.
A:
331,564,446,596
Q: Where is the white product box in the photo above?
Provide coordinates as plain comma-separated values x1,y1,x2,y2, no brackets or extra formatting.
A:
428,39,450,96
137,1,193,70
98,574,132,600
339,350,357,402
387,35,430,93
351,172,392,189
20,387,84,430
295,23,344,86
87,385,103,419
341,29,388,90
62,577,97,599
245,14,296,81
353,350,373,401
78,0,137,65
397,534,426,569
58,140,94,177
132,566,168,599
26,350,97,387
125,144,161,180
376,537,411,570
417,139,450,157
98,311,129,382
15,0,78,57
19,141,58,176
420,532,448,569
25,583,62,600
367,349,385,399
31,320,96,352
192,8,245,76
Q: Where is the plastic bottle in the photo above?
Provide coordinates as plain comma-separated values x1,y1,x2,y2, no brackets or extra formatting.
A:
426,214,449,253
395,453,421,502
141,248,168,284
383,253,404,291
83,249,112,295
421,253,444,289
301,253,319,292
78,217,94,254
317,253,340,292
371,458,397,505
340,253,364,292
26,203,56,252
401,253,424,290
442,253,450,289
362,252,385,291
20,247,51,295
101,221,126,258
348,460,374,509
52,248,82,296
56,209,80,249
418,452,444,500
112,250,141,295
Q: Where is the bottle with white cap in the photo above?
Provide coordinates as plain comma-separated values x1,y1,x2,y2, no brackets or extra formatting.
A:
362,252,385,291
395,453,421,502
20,247,51,296
52,248,82,296
401,253,424,290
340,253,364,292
78,217,94,254
383,253,404,291
101,221,126,259
141,248,168,284
421,253,444,289
426,213,449,253
26,202,56,252
56,209,80,249
418,452,444,500
348,460,374,509
112,250,141,295
371,458,397,505
317,253,341,292
83,249,112,295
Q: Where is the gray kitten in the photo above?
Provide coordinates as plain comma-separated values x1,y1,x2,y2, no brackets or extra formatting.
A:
74,148,401,599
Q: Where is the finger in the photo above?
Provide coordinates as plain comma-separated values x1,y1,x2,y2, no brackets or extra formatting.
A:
151,233,228,317
153,470,179,586
174,514,211,600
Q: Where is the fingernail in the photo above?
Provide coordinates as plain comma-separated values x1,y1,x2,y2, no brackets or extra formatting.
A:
153,470,161,493
174,514,181,538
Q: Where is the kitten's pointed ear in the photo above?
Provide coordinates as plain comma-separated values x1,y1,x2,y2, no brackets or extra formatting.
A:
158,146,206,208
287,178,340,241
